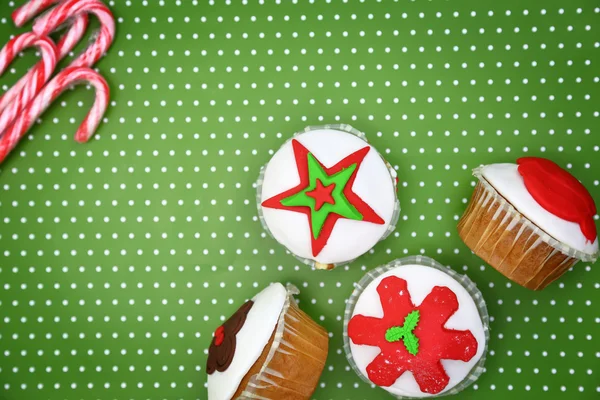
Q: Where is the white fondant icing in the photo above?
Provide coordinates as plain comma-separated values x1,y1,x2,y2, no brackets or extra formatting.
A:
349,265,486,398
481,163,598,255
260,128,397,264
208,283,287,400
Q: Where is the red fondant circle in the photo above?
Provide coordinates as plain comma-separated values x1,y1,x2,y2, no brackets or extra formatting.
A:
517,157,597,242
214,326,225,346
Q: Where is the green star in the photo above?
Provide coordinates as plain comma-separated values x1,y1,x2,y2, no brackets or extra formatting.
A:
281,152,363,239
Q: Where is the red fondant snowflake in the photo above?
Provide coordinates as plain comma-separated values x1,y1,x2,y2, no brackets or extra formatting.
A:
348,276,479,394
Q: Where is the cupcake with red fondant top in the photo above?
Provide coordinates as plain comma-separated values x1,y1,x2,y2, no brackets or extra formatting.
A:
343,256,489,398
458,157,598,290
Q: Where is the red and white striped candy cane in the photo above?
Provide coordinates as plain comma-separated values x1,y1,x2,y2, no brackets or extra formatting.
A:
12,0,89,59
33,0,115,68
0,14,88,112
12,0,61,27
0,33,57,133
55,13,89,59
0,67,109,163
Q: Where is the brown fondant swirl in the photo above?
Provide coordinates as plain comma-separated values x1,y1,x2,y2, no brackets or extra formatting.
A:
206,300,254,374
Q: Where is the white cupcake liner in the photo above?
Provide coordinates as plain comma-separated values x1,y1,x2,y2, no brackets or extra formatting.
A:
255,124,401,268
240,284,298,399
472,166,599,263
343,255,490,399
240,284,328,399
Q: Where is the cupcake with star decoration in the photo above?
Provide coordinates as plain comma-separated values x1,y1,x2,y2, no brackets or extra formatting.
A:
458,157,599,290
257,125,400,270
343,256,489,398
207,282,328,400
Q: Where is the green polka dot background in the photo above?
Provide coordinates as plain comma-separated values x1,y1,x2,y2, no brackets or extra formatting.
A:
0,1,598,400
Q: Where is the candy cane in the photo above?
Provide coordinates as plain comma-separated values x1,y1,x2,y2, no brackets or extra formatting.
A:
0,33,57,134
0,67,109,163
55,14,89,58
33,0,115,68
11,0,89,59
12,0,61,27
0,15,87,112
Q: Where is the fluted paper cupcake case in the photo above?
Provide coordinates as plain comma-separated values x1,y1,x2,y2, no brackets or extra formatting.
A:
458,166,598,290
256,124,401,269
239,284,328,399
342,256,490,399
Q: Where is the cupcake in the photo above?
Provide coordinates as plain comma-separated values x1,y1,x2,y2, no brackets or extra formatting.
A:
207,283,329,400
458,157,599,290
343,256,489,398
257,124,400,270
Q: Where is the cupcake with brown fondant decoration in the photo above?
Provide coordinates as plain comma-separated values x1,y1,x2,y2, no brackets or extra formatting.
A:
458,157,599,290
206,283,329,400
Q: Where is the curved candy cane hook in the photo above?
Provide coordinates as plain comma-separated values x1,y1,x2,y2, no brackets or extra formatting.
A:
0,33,58,133
33,0,115,68
12,0,89,59
0,11,88,112
0,33,56,77
13,0,90,58
0,67,109,163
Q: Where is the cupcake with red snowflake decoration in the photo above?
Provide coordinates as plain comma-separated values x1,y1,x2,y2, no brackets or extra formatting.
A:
343,256,489,398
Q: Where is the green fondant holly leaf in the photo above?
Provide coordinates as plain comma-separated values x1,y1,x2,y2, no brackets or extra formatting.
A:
384,310,420,356
402,310,420,332
402,332,419,356
385,326,404,343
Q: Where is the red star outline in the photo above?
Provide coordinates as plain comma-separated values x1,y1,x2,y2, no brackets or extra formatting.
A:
262,139,385,257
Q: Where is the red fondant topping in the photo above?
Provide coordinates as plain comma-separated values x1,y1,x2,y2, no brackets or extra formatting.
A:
262,139,385,257
214,326,225,346
348,276,478,394
517,157,597,242
306,179,336,211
